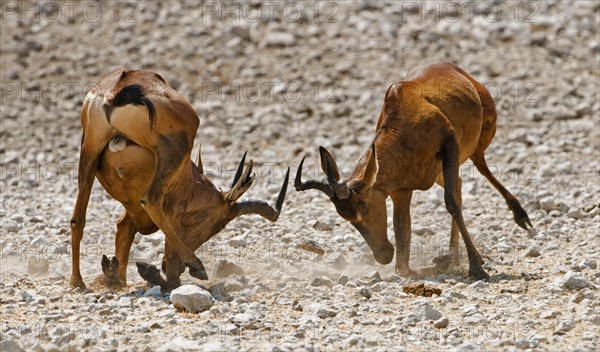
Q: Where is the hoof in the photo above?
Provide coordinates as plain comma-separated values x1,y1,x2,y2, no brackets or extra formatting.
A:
395,267,418,277
433,254,459,271
136,262,162,285
101,255,119,276
101,255,124,287
189,265,209,280
69,276,87,289
469,265,490,281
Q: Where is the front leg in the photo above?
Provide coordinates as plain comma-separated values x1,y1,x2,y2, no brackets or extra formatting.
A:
391,190,415,276
162,238,186,289
141,135,207,280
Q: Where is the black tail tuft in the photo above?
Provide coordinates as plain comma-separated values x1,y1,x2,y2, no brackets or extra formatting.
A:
112,85,157,127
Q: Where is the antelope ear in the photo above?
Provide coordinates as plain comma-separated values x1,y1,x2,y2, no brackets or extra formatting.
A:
319,146,341,182
357,144,378,192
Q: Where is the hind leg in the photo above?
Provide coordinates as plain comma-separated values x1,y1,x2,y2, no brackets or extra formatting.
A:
70,127,112,288
471,117,532,230
442,137,488,280
471,153,532,230
434,176,461,270
101,211,137,287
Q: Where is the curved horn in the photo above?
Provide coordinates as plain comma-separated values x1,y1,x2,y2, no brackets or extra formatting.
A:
237,167,290,221
225,153,254,202
231,151,247,188
294,156,333,197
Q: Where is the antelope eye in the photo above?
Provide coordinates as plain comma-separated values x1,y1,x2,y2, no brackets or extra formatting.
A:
356,199,368,216
333,198,358,220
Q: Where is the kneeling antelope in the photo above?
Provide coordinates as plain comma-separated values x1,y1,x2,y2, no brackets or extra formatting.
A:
295,62,532,280
70,69,289,290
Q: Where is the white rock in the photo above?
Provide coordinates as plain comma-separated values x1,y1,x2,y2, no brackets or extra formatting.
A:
316,306,338,319
170,285,214,313
344,334,361,346
1,220,20,233
157,337,199,352
311,276,333,288
214,260,245,278
222,277,245,294
524,245,541,258
539,310,559,319
434,317,450,329
581,259,597,270
469,280,488,289
312,219,335,231
424,305,443,321
358,287,372,299
117,296,133,308
556,272,589,290
228,235,247,247
567,209,584,219
231,313,254,326
201,342,227,352
231,24,251,41
0,340,25,352
338,275,349,285
554,320,576,334
144,286,162,297
264,32,295,47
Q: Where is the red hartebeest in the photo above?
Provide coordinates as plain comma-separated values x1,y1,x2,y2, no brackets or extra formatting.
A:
295,62,532,279
70,69,289,289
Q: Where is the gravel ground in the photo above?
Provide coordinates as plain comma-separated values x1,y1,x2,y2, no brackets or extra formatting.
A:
1,1,599,351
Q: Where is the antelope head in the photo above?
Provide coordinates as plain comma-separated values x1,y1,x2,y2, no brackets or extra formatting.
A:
187,146,290,240
294,145,394,264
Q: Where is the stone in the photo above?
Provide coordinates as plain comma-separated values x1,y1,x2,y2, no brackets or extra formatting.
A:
117,296,133,309
424,305,443,321
157,337,199,352
231,313,255,327
557,272,589,290
567,209,584,219
228,235,247,247
434,317,450,329
581,260,597,270
231,24,252,41
312,219,335,231
539,310,559,319
170,285,214,313
214,260,245,278
344,334,361,346
316,306,338,319
222,277,245,294
1,219,20,233
144,286,163,297
0,340,25,352
358,287,372,299
264,32,296,47
524,245,541,258
311,276,333,288
201,342,227,352
554,320,576,335
469,280,489,289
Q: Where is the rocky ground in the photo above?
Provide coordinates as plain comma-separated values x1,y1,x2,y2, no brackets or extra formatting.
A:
1,0,599,351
